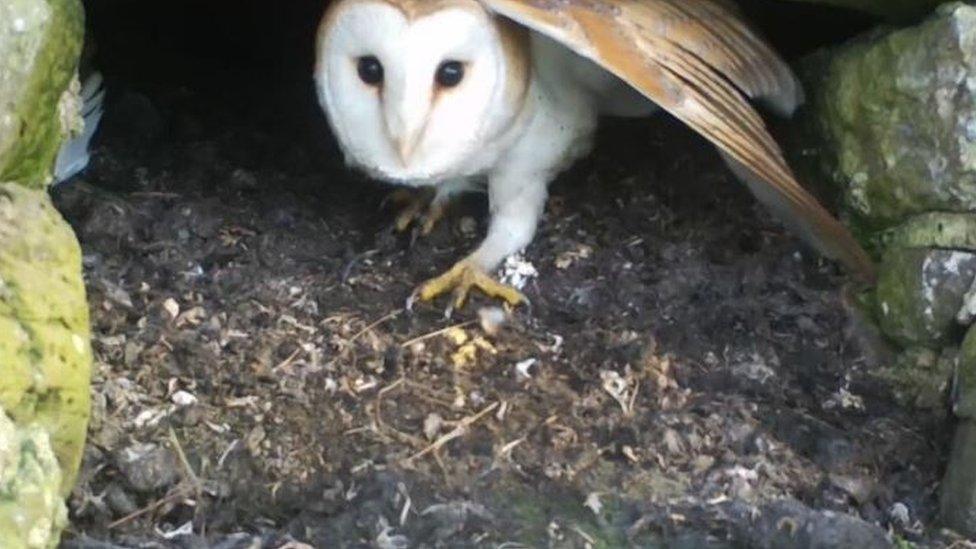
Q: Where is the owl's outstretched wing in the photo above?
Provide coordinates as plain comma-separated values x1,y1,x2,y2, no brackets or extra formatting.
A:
54,72,105,185
479,0,876,283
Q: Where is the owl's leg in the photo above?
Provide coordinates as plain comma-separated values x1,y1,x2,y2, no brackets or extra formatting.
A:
412,173,546,313
390,178,473,235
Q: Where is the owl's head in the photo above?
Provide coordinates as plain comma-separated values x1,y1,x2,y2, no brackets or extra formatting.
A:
315,0,529,183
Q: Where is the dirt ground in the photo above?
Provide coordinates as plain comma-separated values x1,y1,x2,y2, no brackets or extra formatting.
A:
52,72,958,548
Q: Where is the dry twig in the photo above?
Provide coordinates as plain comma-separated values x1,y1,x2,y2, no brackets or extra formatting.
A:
400,320,476,348
349,310,401,343
403,402,499,465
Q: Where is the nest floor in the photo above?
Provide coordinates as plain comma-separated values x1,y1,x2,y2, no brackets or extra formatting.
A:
58,75,950,547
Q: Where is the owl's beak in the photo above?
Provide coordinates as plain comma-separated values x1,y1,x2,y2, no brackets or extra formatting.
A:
383,83,428,167
396,133,420,166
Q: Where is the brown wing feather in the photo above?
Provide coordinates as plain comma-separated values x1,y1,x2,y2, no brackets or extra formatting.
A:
479,0,875,283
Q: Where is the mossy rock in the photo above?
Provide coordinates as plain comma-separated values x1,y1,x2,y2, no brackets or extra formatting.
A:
0,182,91,495
797,3,976,241
877,212,976,252
0,0,84,188
0,407,68,549
955,326,976,419
940,420,976,538
875,248,976,348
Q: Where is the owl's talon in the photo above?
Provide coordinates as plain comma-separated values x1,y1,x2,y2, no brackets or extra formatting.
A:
416,260,526,311
395,199,427,232
420,200,447,235
386,187,446,234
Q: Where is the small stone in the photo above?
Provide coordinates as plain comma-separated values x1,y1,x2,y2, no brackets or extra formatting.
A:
104,483,138,516
420,501,494,541
692,455,715,474
662,429,686,455
458,216,477,237
163,298,180,320
209,534,264,549
889,502,911,527
732,498,889,549
171,390,198,407
515,358,537,381
114,443,180,493
477,307,507,337
828,473,876,505
584,492,603,515
423,413,443,440
99,279,133,309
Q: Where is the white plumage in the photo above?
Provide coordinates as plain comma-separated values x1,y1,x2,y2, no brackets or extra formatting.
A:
54,72,104,185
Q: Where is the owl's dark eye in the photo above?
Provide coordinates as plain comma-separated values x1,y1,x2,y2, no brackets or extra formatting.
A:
435,60,464,88
357,55,384,86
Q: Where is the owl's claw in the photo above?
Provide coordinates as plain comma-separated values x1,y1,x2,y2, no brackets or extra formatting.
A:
419,201,447,236
410,259,526,315
386,187,445,235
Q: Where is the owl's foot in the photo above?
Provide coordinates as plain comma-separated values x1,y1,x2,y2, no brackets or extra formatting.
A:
409,259,526,315
387,187,445,235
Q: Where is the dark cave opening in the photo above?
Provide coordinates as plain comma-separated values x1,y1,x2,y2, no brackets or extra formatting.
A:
76,0,876,197
82,0,874,88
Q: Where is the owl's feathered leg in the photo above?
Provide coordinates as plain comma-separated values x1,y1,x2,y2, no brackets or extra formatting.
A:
412,172,546,314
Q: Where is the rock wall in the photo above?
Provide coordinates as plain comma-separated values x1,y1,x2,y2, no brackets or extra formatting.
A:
801,4,976,240
0,0,84,187
0,0,91,547
796,2,976,537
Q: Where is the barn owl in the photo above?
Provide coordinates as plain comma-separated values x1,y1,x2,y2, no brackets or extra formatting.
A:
314,0,876,313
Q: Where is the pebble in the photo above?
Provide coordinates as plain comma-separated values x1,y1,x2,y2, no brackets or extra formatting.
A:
114,442,181,493
730,499,889,549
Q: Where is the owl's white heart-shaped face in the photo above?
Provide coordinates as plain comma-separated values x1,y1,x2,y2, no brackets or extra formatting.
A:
316,0,519,184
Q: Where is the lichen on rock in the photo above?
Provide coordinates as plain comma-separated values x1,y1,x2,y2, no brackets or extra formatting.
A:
877,212,976,252
799,3,976,239
0,182,91,495
0,407,69,549
0,0,84,187
875,248,976,348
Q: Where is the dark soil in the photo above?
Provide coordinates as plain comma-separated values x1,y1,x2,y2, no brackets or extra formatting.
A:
55,65,954,548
